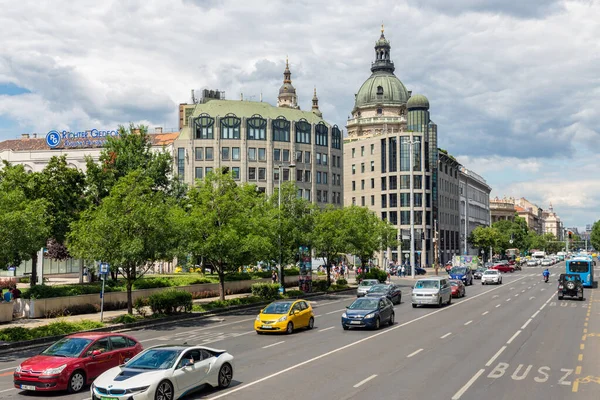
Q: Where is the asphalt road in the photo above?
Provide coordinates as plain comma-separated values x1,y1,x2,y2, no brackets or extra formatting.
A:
1,262,598,400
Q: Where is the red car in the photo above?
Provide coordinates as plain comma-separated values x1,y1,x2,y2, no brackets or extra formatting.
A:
14,332,142,393
491,264,515,273
450,280,466,298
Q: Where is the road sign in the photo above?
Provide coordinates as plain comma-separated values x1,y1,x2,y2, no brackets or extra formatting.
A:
509,239,514,244
100,263,109,274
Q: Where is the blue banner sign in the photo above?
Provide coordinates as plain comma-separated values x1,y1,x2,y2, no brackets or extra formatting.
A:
46,128,119,148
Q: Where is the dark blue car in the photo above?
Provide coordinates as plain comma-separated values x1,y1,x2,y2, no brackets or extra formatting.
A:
341,296,395,330
448,266,473,286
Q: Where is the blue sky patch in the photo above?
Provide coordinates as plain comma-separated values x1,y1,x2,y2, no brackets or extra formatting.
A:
0,82,31,96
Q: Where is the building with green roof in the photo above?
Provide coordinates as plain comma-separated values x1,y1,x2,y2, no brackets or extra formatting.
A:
173,63,343,206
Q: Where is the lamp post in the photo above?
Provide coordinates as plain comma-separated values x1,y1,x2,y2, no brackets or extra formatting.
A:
275,163,295,294
463,168,468,256
408,136,421,279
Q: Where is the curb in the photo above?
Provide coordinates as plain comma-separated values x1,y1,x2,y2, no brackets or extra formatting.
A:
0,287,356,354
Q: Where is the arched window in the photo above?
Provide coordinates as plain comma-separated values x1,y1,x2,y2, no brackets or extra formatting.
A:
377,108,383,115
315,122,328,147
272,117,290,142
377,86,384,95
295,119,311,144
194,113,214,139
247,114,266,140
220,113,241,139
331,125,341,150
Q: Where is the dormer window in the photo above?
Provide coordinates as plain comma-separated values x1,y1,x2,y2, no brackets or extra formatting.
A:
377,85,384,98
377,108,382,115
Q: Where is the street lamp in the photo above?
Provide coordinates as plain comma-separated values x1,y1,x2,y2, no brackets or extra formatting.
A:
408,137,421,279
275,162,296,294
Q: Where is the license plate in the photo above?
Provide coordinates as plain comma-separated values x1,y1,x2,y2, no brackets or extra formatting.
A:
20,385,36,391
350,321,361,325
101,397,118,400
261,325,272,329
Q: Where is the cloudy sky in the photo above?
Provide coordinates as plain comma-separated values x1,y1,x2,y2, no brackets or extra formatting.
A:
0,0,598,229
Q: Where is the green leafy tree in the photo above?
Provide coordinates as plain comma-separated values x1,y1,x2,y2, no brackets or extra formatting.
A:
492,215,529,254
0,188,50,271
344,206,395,269
591,221,600,252
526,231,547,252
542,233,562,254
312,206,348,287
68,171,177,313
178,169,272,300
468,226,499,262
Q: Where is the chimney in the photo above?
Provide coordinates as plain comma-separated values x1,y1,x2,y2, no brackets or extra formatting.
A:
155,127,163,133
21,133,30,139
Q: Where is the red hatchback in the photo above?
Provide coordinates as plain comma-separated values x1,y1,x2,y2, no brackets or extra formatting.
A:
450,280,466,298
491,264,515,273
14,332,142,393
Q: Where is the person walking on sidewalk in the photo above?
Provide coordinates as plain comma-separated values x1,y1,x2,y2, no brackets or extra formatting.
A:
272,270,278,284
401,265,406,278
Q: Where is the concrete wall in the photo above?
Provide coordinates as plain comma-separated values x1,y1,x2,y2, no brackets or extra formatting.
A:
25,276,299,319
0,303,13,322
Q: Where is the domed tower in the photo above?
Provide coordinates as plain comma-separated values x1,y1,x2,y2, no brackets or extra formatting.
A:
407,93,430,132
277,57,299,109
311,87,322,117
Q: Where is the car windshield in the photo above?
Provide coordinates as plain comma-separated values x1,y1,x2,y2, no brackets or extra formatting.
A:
561,275,582,282
263,302,293,314
41,337,92,358
414,280,439,289
568,261,590,273
484,271,498,275
369,285,388,292
348,298,379,310
451,267,466,274
360,280,378,287
449,281,459,286
126,349,183,370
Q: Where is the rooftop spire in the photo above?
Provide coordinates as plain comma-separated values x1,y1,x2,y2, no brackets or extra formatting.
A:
312,86,322,117
381,22,384,34
283,56,291,83
371,26,394,74
278,57,298,109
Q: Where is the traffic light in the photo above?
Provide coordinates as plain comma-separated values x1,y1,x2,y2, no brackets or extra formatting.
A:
568,231,572,239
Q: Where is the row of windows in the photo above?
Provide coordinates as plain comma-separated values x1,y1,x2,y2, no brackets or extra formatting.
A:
439,230,460,251
351,161,375,174
440,195,458,212
351,144,376,158
380,193,431,209
378,210,430,226
440,161,458,179
194,114,342,149
440,212,459,227
439,177,458,197
380,137,426,174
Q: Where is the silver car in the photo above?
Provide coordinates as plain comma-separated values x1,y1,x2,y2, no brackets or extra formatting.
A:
356,279,379,297
411,277,452,308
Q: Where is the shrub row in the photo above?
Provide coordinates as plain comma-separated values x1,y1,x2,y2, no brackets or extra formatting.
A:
0,320,104,342
148,289,193,315
356,269,388,283
43,301,129,318
251,283,281,300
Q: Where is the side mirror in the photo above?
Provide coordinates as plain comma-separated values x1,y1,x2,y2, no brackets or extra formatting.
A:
91,350,102,357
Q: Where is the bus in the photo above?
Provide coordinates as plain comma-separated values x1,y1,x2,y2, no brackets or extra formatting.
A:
566,256,596,288
532,251,546,260
506,248,520,261
557,251,566,261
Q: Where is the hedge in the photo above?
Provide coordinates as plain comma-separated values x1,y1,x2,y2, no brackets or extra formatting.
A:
356,269,388,283
251,283,281,300
148,289,193,315
0,320,104,342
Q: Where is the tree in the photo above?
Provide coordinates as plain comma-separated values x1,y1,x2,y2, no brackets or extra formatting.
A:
492,216,529,254
312,206,348,286
542,233,562,254
468,226,499,261
344,206,395,269
68,171,177,314
591,221,600,252
0,188,50,271
178,169,271,300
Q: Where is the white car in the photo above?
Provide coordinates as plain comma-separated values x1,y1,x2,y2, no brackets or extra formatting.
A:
481,270,502,285
91,345,234,400
526,259,537,267
541,258,552,266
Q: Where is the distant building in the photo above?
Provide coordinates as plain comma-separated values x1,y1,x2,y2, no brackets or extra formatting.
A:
490,197,517,223
459,167,492,256
514,197,543,234
542,204,564,240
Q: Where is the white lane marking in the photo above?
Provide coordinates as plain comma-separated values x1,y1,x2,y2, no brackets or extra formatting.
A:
495,304,501,308
262,341,285,349
326,308,346,315
314,314,323,317
441,332,452,339
506,298,511,302
541,288,546,291
492,295,499,299
510,287,515,290
464,320,473,326
485,345,507,367
528,286,532,289
532,310,540,318
529,296,535,300
206,275,531,400
0,388,15,393
312,299,342,307
514,293,519,297
142,316,257,342
0,367,16,372
353,374,377,388
452,368,486,400
507,330,522,344
521,319,533,329
521,289,526,293
482,311,489,316
407,348,424,358
319,326,335,332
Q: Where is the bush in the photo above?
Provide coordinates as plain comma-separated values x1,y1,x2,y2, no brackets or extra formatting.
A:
44,303,100,319
112,314,140,324
285,267,300,276
336,278,348,286
134,297,149,317
284,289,305,298
0,320,104,342
0,278,17,290
133,277,173,290
193,296,264,312
148,289,193,315
223,272,253,281
356,269,388,283
312,280,330,292
19,276,30,284
251,283,281,300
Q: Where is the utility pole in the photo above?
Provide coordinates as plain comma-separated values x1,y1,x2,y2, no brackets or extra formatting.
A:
434,219,439,275
408,135,420,279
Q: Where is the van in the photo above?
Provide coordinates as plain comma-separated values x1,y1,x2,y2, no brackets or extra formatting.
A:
411,277,452,308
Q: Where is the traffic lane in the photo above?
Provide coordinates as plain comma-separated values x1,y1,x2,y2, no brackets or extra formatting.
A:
201,273,537,400
574,285,598,396
458,291,590,399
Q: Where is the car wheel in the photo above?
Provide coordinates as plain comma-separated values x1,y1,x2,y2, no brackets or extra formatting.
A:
307,317,314,330
286,322,294,334
155,380,174,400
558,295,563,300
447,295,452,305
438,298,443,308
374,317,381,330
218,363,233,388
412,304,417,308
342,324,349,330
67,370,86,393
482,282,485,285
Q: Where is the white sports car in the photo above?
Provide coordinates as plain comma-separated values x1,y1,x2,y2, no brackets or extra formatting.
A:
91,345,234,400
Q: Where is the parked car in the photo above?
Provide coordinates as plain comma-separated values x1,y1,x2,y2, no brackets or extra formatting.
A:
357,279,380,297
341,296,395,330
481,269,502,285
366,284,402,304
491,264,515,273
448,266,474,286
91,345,234,400
557,274,584,301
254,299,314,334
473,267,486,280
411,277,452,308
14,333,143,393
449,280,466,298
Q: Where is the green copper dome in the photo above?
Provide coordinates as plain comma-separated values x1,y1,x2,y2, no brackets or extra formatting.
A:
407,93,430,110
354,71,410,108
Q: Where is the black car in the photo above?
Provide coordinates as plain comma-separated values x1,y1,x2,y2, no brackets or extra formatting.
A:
366,284,402,304
341,296,395,330
558,274,584,300
473,267,486,280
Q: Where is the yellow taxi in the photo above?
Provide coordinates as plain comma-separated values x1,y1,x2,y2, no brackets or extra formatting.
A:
254,299,314,334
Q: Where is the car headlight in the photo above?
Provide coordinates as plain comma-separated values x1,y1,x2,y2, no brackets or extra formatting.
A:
255,315,260,321
15,365,21,373
364,313,375,319
341,313,347,318
126,386,150,394
277,315,287,322
42,364,67,375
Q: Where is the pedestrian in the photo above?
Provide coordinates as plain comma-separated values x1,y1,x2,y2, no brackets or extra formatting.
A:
272,270,278,284
401,265,406,277
10,285,21,300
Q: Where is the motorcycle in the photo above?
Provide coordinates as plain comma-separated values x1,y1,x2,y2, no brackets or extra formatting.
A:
544,275,549,283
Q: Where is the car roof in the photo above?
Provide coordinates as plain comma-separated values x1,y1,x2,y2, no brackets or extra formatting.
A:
359,295,387,300
416,277,445,281
67,332,130,339
484,269,499,272
147,344,226,352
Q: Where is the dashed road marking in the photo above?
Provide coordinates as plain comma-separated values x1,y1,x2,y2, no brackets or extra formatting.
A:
326,308,346,315
482,311,489,316
507,330,521,344
496,304,501,308
407,348,424,358
354,374,377,388
464,320,473,326
319,326,335,332
441,332,452,339
452,369,485,400
521,319,533,329
262,341,285,349
485,345,507,367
